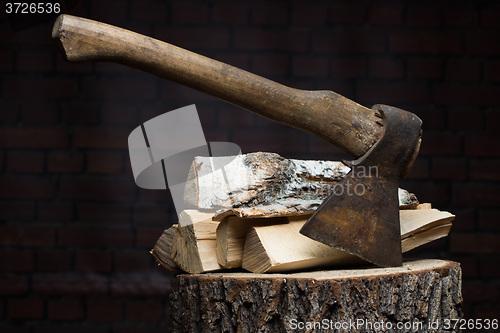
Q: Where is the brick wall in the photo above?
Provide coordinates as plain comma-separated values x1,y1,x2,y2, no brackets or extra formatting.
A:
1,0,499,331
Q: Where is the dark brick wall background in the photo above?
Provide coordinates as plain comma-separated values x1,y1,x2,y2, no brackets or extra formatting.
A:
1,0,499,331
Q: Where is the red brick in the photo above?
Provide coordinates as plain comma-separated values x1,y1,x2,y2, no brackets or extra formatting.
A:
0,201,35,221
407,7,441,27
233,128,308,155
432,158,467,180
390,33,462,54
91,0,128,22
292,4,327,26
95,62,133,73
0,102,19,123
0,178,56,200
331,56,367,79
73,128,129,149
292,56,329,78
407,58,443,79
21,103,58,124
444,8,479,28
59,178,135,201
466,33,500,55
48,152,84,173
7,152,44,173
234,28,308,52
369,58,403,79
48,300,83,321
482,9,500,28
449,209,476,231
136,228,164,249
313,31,384,54
8,298,44,319
0,226,55,247
56,56,93,73
479,210,500,231
331,3,366,25
156,27,230,50
0,129,69,148
465,133,500,157
450,233,500,254
130,0,167,22
357,82,430,106
115,251,152,272
435,85,500,106
101,104,138,125
111,274,170,297
0,50,14,72
88,300,123,322
251,54,289,76
33,273,108,296
473,305,500,320
82,77,158,101
2,22,53,45
79,203,132,224
77,250,113,272
37,249,73,271
133,204,170,226
252,3,288,25
0,250,34,272
17,51,53,72
0,275,29,295
402,182,449,207
470,159,500,181
369,5,403,26
448,256,478,278
413,107,447,130
480,256,500,278
87,152,124,174
454,184,500,207
448,108,483,130
484,61,500,82
445,60,480,81
213,3,247,25
170,2,209,24
62,102,99,125
403,157,429,179
33,324,108,333
38,202,74,222
59,227,134,248
3,78,78,100
126,301,163,322
486,109,500,130
462,281,499,302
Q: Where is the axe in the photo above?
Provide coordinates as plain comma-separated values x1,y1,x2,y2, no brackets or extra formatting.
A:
53,15,422,267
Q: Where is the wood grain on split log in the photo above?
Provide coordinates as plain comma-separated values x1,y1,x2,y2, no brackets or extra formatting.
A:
169,259,463,332
170,210,221,274
241,206,454,273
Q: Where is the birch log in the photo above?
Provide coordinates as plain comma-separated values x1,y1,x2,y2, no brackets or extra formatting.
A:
169,259,463,332
184,152,418,215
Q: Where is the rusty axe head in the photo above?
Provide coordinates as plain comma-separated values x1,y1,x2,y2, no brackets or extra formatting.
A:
300,105,422,267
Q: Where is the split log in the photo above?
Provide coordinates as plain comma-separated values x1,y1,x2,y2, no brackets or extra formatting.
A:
170,210,221,274
169,259,463,332
242,205,454,273
150,225,179,271
184,152,418,214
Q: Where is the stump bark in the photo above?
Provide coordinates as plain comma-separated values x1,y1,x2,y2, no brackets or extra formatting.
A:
169,259,462,332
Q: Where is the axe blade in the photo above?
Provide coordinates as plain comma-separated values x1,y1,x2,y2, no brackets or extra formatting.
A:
300,105,422,268
300,175,402,267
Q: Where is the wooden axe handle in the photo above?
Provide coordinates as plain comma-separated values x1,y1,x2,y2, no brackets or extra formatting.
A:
53,15,383,157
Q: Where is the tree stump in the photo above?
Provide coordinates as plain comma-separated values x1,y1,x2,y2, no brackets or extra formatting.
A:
169,259,462,332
